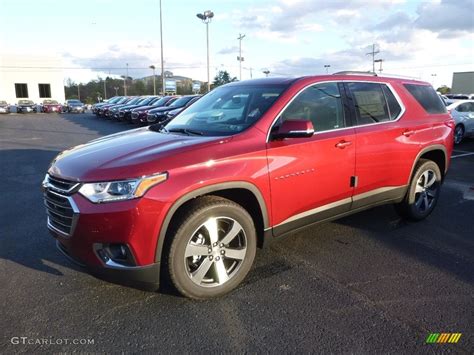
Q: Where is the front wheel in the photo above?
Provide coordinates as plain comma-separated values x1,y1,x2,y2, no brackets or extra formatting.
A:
454,124,464,145
167,196,256,299
395,159,442,221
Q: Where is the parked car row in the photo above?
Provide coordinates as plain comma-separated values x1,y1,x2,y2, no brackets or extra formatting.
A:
0,99,87,114
92,94,201,125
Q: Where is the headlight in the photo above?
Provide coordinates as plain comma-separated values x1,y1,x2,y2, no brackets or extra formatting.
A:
78,173,167,203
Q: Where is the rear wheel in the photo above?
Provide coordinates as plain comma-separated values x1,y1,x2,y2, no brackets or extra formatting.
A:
454,124,464,145
395,159,441,221
167,196,256,299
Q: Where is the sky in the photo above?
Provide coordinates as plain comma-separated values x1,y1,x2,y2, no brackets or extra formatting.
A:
0,0,473,88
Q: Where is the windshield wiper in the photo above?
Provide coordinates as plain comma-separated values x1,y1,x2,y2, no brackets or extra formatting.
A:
167,128,204,136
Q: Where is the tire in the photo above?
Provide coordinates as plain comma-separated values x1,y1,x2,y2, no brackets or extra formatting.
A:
454,124,464,145
166,196,256,299
395,159,442,221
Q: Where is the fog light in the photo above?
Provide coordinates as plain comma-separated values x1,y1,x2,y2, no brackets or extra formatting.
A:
94,243,136,267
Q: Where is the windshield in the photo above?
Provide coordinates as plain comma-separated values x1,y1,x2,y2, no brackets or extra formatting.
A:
19,100,33,104
68,100,81,104
43,100,58,104
169,96,194,108
152,97,172,107
164,85,286,136
0,101,7,105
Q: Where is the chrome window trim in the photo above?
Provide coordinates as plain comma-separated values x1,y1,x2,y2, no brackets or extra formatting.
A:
266,79,406,142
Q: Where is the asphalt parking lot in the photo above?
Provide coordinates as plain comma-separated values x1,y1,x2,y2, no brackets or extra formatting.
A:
1,113,473,353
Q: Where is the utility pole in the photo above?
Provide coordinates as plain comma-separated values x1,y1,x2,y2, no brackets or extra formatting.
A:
77,83,80,100
366,43,380,73
237,33,246,81
103,78,107,99
149,65,156,95
160,0,165,95
124,63,129,95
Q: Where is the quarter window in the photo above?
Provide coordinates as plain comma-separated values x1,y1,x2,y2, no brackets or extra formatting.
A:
38,84,51,98
15,83,28,98
403,84,447,114
279,82,345,132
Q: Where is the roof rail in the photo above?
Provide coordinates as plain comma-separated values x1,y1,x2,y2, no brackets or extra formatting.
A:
333,71,377,76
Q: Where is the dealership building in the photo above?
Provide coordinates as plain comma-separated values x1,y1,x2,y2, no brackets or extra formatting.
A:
0,54,65,105
451,72,474,95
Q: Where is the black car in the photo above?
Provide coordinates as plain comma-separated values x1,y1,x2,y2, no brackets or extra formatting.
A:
132,96,179,124
146,96,200,124
64,99,86,113
0,100,10,114
17,100,37,113
117,96,161,121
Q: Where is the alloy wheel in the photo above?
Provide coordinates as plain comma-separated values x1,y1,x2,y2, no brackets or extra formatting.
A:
414,169,438,213
184,217,247,287
454,125,464,144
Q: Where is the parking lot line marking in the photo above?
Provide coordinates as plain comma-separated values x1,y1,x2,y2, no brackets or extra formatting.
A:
452,150,471,154
451,152,474,158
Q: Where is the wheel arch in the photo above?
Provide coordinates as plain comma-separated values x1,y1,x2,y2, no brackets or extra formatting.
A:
409,145,448,183
154,181,269,263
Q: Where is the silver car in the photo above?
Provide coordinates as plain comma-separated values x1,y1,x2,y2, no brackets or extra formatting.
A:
448,100,474,144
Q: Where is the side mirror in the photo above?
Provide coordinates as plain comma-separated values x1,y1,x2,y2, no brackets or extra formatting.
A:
272,119,314,140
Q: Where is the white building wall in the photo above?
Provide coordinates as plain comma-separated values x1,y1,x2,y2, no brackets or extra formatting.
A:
0,54,65,105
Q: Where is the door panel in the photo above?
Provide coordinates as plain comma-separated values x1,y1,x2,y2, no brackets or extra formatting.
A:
265,82,356,235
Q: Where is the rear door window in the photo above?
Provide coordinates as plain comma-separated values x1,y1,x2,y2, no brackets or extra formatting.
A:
347,82,390,125
404,84,447,114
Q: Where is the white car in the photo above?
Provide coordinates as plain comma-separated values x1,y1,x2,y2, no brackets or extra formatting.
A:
447,100,474,144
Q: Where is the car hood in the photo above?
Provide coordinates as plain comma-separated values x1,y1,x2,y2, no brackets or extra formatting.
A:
49,127,224,181
148,106,178,114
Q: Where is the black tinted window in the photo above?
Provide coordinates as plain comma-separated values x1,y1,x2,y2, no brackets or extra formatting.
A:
347,82,390,124
280,82,345,132
404,84,447,114
382,85,402,120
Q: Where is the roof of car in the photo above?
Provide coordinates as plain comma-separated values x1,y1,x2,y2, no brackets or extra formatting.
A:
224,74,429,87
447,99,474,108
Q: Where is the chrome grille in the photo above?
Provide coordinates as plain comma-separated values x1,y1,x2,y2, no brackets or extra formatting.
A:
44,190,78,236
43,174,79,237
43,174,80,194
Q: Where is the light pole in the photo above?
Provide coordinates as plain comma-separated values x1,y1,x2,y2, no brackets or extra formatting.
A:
77,83,80,100
374,59,383,73
114,86,119,96
196,10,214,92
124,63,129,95
103,77,107,99
149,65,156,95
237,33,246,81
160,0,165,95
431,73,437,86
324,64,331,74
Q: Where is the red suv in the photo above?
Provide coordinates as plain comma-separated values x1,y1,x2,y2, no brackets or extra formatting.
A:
43,73,454,299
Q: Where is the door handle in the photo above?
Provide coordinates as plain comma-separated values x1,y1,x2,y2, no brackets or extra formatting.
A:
335,140,352,149
402,130,416,137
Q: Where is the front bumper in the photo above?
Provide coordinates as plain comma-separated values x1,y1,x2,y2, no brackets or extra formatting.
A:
56,240,160,290
44,184,168,290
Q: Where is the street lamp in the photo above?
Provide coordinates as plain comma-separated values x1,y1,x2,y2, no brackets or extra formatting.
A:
114,86,120,95
149,65,156,95
237,33,246,81
324,64,331,74
263,69,270,77
196,10,214,92
159,0,165,95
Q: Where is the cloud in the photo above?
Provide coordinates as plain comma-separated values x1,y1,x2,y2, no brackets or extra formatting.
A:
217,46,239,55
415,0,474,36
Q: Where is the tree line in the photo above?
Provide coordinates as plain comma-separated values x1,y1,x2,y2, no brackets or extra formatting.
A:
65,70,238,104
